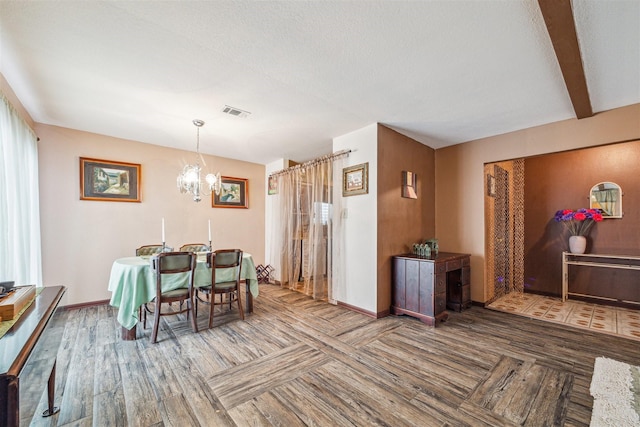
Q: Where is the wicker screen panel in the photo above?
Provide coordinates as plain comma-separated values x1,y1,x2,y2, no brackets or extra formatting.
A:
484,159,525,303
493,164,511,299
512,159,525,295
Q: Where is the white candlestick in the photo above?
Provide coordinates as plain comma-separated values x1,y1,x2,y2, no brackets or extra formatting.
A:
162,218,165,242
208,220,211,241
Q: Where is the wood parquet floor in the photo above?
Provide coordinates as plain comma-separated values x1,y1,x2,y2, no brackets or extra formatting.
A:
27,284,640,427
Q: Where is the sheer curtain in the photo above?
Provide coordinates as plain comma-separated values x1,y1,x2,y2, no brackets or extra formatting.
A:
0,93,42,286
594,189,617,216
269,152,346,303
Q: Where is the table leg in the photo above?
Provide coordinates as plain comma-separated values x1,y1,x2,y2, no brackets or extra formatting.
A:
562,252,568,302
42,359,60,417
121,325,137,340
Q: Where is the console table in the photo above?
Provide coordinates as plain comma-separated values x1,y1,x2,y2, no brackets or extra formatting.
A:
0,286,66,427
562,252,640,303
392,252,471,326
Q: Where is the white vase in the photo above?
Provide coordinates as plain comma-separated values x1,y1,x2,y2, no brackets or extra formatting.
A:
569,235,587,254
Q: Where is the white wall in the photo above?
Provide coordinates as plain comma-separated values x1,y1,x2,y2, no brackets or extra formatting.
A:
333,124,378,313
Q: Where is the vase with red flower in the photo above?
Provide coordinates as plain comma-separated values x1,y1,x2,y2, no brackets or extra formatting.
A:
554,208,604,254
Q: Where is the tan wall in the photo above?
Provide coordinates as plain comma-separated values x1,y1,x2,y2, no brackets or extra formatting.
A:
37,124,265,306
436,103,640,304
377,125,436,315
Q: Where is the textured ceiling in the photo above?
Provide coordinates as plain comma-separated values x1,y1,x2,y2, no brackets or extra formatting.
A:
0,1,638,164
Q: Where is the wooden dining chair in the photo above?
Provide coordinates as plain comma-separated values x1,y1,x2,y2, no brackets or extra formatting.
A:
179,243,209,252
136,244,164,256
143,252,198,343
196,249,244,328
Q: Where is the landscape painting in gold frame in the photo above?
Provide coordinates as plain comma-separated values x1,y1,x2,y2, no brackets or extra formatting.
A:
212,176,249,208
80,157,141,202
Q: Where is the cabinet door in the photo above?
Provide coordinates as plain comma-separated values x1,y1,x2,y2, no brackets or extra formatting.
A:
392,258,406,308
419,262,434,316
405,260,420,313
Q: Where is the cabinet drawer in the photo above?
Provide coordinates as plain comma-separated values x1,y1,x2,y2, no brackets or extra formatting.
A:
435,292,447,315
434,273,446,294
462,256,470,267
435,262,447,274
446,259,462,271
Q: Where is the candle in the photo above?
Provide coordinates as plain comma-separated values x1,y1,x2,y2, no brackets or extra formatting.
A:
208,220,211,241
162,218,165,243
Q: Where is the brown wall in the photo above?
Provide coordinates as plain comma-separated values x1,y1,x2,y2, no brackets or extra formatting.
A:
377,125,436,315
524,140,640,301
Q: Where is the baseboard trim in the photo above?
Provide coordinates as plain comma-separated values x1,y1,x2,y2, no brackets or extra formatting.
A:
336,301,378,318
62,299,109,310
376,308,391,318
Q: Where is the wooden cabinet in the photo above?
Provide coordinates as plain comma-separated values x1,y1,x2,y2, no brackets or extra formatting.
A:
392,253,470,326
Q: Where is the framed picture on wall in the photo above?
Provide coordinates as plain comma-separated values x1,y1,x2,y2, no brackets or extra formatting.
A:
487,174,496,197
268,175,278,195
79,157,141,202
342,163,368,196
402,171,417,199
212,176,249,208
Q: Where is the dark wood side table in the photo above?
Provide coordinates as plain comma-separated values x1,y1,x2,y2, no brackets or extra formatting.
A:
392,253,470,326
0,286,66,427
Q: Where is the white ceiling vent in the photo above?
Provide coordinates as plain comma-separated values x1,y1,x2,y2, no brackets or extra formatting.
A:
221,105,251,118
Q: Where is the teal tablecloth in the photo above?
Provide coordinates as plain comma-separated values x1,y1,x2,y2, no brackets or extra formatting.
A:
108,253,258,330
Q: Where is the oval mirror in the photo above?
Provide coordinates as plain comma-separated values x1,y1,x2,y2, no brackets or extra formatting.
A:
590,182,622,218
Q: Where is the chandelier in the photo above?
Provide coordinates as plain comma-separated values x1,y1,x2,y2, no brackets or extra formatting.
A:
177,119,222,202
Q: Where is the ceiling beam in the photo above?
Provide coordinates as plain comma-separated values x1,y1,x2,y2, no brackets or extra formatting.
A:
538,0,593,119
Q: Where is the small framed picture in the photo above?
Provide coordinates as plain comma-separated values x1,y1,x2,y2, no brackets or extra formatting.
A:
80,157,141,202
213,176,249,208
343,163,368,197
402,171,417,199
268,175,278,195
487,174,496,197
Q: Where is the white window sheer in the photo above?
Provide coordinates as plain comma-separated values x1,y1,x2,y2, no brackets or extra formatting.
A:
269,153,346,303
0,93,42,286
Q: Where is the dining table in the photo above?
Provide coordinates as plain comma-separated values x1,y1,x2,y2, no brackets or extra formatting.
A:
108,252,258,340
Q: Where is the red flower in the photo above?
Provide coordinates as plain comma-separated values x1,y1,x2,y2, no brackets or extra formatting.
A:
573,212,586,221
554,208,603,236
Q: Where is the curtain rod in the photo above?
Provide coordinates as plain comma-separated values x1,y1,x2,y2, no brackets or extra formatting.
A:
269,149,352,177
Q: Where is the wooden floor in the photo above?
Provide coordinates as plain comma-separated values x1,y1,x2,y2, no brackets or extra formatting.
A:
27,284,640,427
